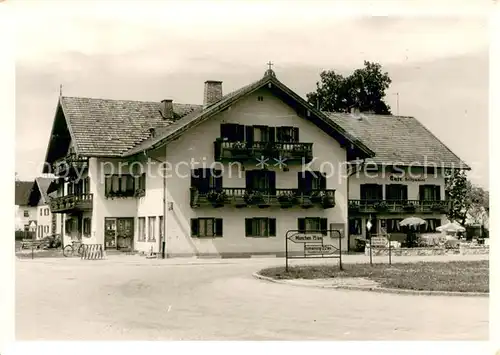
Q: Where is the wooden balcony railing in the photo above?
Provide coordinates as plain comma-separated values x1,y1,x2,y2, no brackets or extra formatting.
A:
214,140,313,163
53,153,89,177
348,199,449,214
190,187,335,209
50,194,93,213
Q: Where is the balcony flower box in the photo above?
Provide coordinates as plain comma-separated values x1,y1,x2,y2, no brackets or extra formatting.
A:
230,141,249,155
134,189,145,198
278,192,298,207
207,191,227,207
244,191,264,205
374,201,389,212
403,202,416,212
321,195,335,208
348,201,360,211
310,190,324,203
431,202,446,212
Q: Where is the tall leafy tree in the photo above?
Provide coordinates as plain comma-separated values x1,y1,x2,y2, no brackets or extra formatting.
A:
445,169,489,226
307,61,392,114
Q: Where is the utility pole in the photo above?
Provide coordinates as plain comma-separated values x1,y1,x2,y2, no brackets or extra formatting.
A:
396,92,399,116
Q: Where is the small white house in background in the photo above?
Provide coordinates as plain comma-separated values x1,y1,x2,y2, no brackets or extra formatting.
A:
41,67,469,257
25,177,58,239
15,180,36,232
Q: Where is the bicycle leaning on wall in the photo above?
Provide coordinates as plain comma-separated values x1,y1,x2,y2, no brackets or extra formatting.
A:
63,240,84,257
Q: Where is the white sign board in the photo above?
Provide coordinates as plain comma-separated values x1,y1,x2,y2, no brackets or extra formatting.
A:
304,244,336,255
289,233,324,243
366,221,372,231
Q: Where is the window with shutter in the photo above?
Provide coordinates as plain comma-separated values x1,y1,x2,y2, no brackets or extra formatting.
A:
215,219,223,237
292,127,299,142
148,217,156,242
220,123,240,142
245,218,274,237
245,218,252,237
297,218,306,233
277,126,295,142
269,218,276,236
159,216,164,239
192,218,220,237
320,218,328,235
191,218,198,237
138,217,146,242
245,125,254,147
360,184,382,201
105,176,112,195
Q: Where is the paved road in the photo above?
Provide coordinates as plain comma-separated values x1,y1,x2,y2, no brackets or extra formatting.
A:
16,256,489,340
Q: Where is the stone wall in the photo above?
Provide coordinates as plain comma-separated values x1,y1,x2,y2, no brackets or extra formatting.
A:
364,245,488,256
460,244,490,255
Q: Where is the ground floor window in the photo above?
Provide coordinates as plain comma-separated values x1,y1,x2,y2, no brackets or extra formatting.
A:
83,217,91,236
420,218,442,233
298,217,327,235
387,219,403,233
191,218,223,237
148,216,156,242
159,216,164,240
137,217,146,242
349,218,362,235
245,218,276,237
44,225,49,234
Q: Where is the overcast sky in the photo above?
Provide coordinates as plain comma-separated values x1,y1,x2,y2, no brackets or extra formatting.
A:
14,1,490,189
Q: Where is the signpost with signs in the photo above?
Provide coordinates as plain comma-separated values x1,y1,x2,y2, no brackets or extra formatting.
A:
285,229,343,272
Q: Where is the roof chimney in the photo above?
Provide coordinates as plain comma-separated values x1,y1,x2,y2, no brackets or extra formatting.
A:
204,80,223,107
160,99,174,119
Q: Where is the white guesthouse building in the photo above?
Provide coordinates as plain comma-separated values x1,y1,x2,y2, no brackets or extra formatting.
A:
42,68,468,257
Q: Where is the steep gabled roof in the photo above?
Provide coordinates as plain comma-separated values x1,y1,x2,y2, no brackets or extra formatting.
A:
26,177,55,206
324,112,470,169
15,181,33,206
58,97,202,157
124,70,374,157
34,177,55,204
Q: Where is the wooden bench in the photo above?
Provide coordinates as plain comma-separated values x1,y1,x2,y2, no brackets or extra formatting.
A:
20,239,45,250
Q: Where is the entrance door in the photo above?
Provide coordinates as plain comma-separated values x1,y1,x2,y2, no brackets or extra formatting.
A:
104,218,117,249
116,218,134,250
104,218,134,250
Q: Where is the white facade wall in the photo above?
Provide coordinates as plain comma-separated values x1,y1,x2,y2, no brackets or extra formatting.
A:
35,203,52,239
157,88,349,255
15,205,37,231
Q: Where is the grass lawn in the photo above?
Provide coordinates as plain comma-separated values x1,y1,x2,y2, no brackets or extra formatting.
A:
259,261,489,293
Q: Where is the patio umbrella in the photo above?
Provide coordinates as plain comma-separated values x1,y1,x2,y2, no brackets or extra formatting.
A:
399,217,427,228
436,221,465,233
399,217,426,248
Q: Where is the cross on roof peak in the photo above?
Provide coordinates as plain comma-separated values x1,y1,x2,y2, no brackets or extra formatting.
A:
264,61,276,78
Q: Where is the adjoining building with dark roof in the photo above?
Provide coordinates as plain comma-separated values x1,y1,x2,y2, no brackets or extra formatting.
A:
15,178,57,239
42,67,468,256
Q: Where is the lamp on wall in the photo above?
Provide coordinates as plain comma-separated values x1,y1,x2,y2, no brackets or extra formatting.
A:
167,202,173,211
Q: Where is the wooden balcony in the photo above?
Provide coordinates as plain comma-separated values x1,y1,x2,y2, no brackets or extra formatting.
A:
348,199,449,214
50,194,93,213
53,153,89,177
190,187,336,209
214,140,313,163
